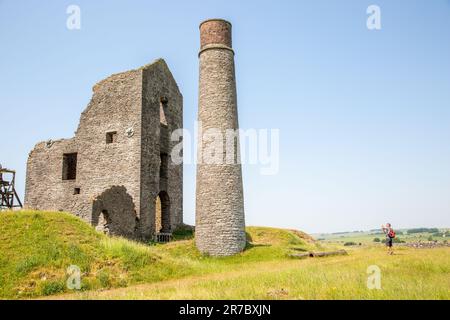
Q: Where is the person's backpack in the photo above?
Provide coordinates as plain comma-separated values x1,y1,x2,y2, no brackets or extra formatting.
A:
388,229,396,239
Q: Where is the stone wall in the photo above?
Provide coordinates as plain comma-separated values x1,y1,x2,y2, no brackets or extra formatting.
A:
24,138,91,219
140,60,183,238
25,59,183,240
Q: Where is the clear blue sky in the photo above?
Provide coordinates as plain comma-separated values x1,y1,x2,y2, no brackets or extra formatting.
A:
1,0,449,233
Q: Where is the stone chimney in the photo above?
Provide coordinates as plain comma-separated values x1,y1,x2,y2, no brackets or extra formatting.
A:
195,19,246,256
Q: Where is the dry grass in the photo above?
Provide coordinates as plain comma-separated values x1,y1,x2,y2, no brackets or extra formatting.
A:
53,246,450,300
0,211,314,299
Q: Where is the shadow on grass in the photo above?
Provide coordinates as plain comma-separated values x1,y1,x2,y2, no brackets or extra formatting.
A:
171,225,195,241
245,242,272,249
246,231,253,243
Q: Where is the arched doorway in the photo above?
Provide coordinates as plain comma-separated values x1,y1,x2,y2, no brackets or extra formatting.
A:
96,210,110,235
91,186,137,237
154,191,170,233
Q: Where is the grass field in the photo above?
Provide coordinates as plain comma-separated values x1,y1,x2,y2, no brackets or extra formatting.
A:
1,211,449,300
58,246,450,300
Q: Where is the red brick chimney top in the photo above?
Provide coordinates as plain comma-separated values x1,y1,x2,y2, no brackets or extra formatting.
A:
200,19,232,50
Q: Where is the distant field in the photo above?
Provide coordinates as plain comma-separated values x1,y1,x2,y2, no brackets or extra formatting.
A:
1,211,449,300
314,228,450,245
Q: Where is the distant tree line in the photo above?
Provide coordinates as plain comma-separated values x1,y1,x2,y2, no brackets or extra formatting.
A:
407,228,439,234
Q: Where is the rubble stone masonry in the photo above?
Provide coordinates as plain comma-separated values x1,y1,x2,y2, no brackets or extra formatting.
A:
25,59,183,240
195,19,246,256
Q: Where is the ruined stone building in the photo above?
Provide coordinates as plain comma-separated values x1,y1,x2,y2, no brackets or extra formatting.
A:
25,59,183,239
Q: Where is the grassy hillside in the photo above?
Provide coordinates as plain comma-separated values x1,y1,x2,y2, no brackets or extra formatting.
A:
1,211,449,300
0,211,317,299
58,246,450,300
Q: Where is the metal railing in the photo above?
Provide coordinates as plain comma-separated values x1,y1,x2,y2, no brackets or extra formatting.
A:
154,232,172,243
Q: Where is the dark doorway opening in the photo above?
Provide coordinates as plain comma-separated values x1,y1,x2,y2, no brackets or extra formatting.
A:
96,210,111,235
154,191,170,233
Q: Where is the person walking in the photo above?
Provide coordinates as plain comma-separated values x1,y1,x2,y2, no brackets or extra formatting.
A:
382,223,396,255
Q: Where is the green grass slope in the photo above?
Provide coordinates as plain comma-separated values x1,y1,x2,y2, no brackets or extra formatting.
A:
0,211,317,299
3,211,448,300
60,246,450,300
